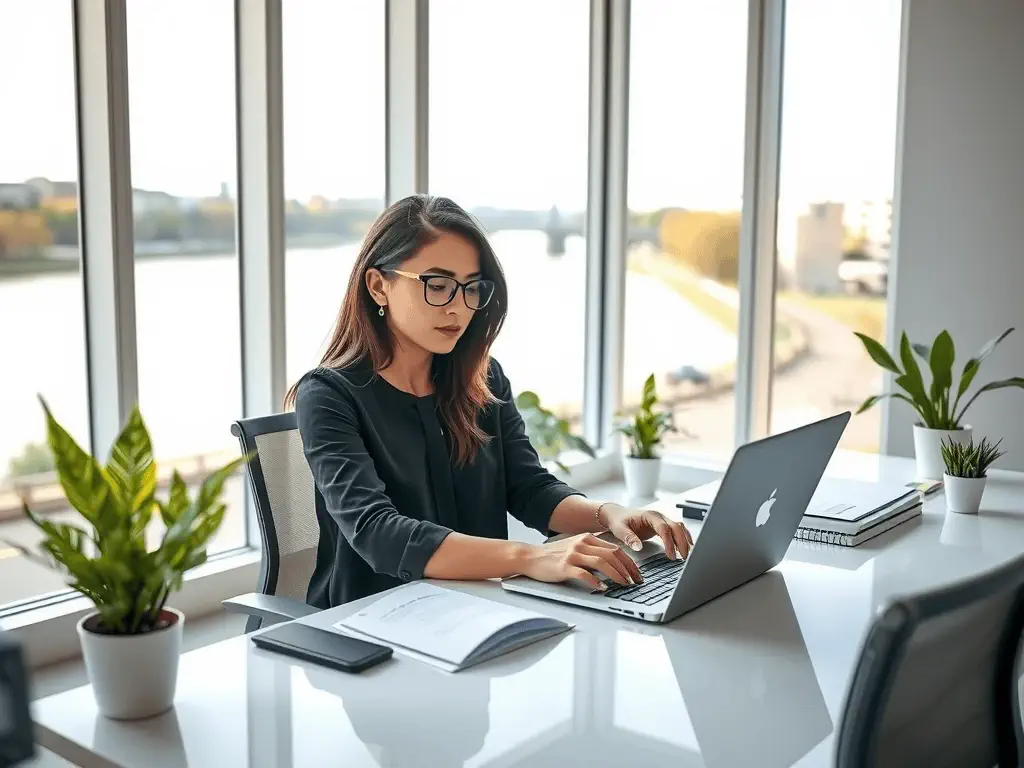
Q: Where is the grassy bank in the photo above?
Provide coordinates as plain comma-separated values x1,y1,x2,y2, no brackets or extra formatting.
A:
784,293,886,341
611,247,810,415
627,248,793,343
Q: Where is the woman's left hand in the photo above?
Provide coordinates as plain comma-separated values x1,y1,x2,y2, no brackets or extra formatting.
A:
600,504,694,560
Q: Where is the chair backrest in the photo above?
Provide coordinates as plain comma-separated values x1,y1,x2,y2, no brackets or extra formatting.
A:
231,413,320,611
835,551,1024,768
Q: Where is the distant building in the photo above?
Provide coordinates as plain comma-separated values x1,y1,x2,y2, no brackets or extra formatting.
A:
777,197,892,294
0,183,42,210
23,177,79,213
331,197,386,212
794,202,845,294
132,188,180,217
845,198,892,260
24,177,78,200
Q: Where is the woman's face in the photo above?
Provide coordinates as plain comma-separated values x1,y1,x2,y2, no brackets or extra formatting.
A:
367,231,484,356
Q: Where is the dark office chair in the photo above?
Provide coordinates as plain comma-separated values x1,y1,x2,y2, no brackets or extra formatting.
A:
223,412,323,633
0,631,34,766
834,550,1024,768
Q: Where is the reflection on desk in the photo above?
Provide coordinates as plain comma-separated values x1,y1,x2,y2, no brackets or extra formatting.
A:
609,571,832,768
29,458,1024,768
248,571,829,768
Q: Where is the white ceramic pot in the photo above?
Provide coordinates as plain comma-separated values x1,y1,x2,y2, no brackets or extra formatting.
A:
77,607,184,720
913,424,972,480
623,456,661,500
943,473,987,515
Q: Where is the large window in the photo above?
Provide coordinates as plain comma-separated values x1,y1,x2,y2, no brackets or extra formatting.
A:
429,0,590,421
2,2,908,627
283,1,386,387
126,0,245,552
0,2,90,607
771,0,901,452
626,1,750,457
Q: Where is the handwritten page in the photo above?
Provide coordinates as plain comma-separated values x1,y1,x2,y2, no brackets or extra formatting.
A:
334,583,565,669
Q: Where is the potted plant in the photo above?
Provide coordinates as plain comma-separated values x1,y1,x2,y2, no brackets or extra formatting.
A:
11,399,248,720
515,390,595,474
613,374,675,499
940,436,1005,514
855,328,1024,480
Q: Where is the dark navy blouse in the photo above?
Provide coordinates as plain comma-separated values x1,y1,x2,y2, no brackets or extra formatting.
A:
294,358,581,607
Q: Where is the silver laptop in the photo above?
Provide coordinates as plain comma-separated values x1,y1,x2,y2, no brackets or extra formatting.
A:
501,411,851,623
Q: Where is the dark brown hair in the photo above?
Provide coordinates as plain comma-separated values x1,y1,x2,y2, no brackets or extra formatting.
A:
284,195,509,466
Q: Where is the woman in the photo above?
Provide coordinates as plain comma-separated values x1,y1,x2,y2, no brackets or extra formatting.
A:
289,194,692,608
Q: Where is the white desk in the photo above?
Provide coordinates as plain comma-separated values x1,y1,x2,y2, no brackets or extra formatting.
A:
31,456,1024,768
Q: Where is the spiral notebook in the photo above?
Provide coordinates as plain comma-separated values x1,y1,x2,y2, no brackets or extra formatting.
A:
794,499,922,546
678,477,922,548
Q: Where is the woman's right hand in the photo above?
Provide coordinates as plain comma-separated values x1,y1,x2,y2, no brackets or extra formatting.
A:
520,533,643,591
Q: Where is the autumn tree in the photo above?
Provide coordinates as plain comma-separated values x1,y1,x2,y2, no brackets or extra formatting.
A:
658,208,742,283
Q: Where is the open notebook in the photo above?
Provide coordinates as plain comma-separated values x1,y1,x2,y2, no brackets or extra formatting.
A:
333,583,573,672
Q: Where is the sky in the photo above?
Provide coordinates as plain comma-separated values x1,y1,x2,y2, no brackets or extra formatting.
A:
0,0,902,212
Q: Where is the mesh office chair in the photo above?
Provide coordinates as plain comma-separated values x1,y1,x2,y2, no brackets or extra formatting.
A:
223,412,323,633
834,550,1024,768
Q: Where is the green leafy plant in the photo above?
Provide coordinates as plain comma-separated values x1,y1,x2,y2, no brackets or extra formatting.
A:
855,328,1024,430
941,436,1005,479
6,398,249,635
515,391,596,473
614,374,675,459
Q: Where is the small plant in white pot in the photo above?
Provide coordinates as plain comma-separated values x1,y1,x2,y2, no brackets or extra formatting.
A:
614,374,675,500
515,390,596,476
8,399,248,720
940,436,1005,515
855,328,1024,480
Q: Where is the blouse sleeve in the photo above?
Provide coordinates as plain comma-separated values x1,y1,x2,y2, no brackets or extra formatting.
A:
489,359,584,533
295,373,452,582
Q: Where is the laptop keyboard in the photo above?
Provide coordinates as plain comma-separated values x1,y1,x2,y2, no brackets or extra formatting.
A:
600,553,686,605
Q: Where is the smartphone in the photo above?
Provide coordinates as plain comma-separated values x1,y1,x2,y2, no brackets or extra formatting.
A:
250,623,393,673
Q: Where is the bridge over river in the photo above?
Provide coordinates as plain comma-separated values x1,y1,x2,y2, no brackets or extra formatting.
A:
470,207,659,254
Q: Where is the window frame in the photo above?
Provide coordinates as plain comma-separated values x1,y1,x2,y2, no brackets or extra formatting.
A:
2,0,897,665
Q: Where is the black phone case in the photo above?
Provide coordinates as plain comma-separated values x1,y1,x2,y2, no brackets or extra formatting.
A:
676,503,708,521
251,624,393,673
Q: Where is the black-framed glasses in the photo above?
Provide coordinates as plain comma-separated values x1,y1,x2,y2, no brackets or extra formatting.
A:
387,269,496,310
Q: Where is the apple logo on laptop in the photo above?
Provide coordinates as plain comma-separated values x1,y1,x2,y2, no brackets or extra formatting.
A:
755,488,777,527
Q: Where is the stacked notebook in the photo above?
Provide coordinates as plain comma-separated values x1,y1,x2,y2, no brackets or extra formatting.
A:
676,477,923,547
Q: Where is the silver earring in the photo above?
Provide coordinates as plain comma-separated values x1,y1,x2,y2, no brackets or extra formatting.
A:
378,306,385,317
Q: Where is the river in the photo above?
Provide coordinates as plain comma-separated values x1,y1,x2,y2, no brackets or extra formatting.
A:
0,230,735,475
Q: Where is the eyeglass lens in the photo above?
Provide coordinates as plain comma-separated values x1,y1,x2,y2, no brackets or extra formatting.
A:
424,276,495,309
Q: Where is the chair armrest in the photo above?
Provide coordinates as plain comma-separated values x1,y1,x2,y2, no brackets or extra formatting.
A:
222,592,320,624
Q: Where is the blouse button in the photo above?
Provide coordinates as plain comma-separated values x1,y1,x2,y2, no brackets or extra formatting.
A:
400,570,412,581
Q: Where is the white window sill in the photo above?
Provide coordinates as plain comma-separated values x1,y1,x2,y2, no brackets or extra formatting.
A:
2,549,261,670
568,447,728,490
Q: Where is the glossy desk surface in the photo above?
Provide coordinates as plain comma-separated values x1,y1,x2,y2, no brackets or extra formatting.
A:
32,455,1024,768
